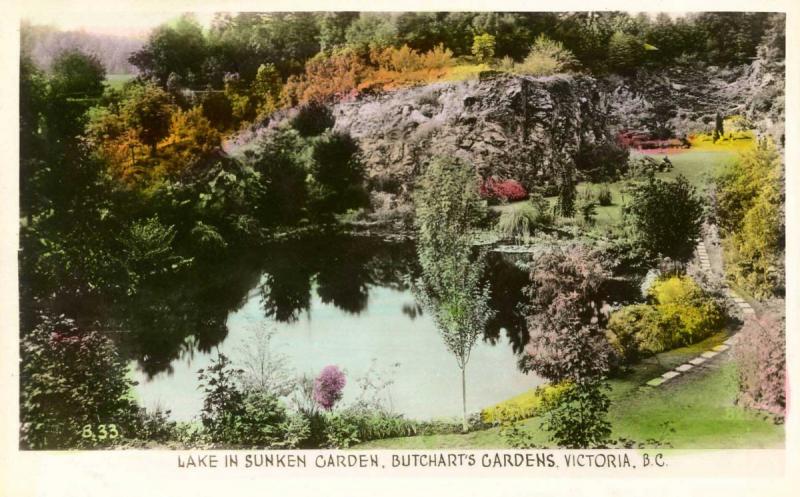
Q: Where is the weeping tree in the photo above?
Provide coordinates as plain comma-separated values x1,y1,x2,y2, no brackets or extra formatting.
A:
412,156,494,432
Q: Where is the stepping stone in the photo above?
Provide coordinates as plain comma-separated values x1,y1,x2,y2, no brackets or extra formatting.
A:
676,364,694,372
661,371,680,380
689,357,707,366
743,308,756,315
712,344,730,352
646,378,666,387
701,351,719,359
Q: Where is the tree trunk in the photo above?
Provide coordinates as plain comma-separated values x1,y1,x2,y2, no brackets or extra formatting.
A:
461,366,468,433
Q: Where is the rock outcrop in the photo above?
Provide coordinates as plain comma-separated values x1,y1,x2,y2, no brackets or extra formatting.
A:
331,73,614,188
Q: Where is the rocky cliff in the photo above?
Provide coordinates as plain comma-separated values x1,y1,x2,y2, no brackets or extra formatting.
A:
330,74,615,188
227,74,619,190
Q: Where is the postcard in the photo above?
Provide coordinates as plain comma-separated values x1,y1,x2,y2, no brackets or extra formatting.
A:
1,1,796,496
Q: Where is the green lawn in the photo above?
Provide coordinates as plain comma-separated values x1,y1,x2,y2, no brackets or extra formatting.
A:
106,74,136,90
493,149,741,233
354,331,784,449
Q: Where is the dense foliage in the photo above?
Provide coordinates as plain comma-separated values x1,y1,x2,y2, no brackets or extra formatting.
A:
198,353,308,448
519,245,615,448
625,174,704,261
735,307,785,419
716,141,784,298
605,276,725,364
20,315,139,449
521,244,613,382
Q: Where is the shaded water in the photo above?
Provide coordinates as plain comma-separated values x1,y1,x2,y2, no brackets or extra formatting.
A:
120,236,539,421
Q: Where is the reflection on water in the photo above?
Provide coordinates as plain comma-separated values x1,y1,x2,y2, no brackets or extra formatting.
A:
116,235,540,420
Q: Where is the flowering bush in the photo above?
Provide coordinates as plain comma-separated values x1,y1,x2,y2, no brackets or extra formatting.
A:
20,314,139,449
479,177,528,203
313,365,347,411
735,308,785,419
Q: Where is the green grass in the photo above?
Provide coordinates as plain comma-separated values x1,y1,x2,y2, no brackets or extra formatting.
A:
106,74,135,91
353,331,784,449
492,149,741,234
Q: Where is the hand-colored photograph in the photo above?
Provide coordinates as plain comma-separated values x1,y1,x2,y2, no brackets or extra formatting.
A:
18,10,785,451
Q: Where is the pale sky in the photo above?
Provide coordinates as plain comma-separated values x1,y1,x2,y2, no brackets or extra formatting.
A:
21,11,217,38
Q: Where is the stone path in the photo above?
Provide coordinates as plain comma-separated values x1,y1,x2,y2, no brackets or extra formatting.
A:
644,239,755,388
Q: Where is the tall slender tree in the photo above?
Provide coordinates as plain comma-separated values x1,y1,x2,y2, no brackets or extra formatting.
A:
413,156,494,431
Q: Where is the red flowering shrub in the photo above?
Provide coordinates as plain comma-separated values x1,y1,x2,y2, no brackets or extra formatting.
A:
313,365,346,411
479,177,528,203
735,307,785,419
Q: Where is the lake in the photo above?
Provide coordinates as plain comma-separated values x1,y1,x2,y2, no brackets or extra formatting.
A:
122,235,540,421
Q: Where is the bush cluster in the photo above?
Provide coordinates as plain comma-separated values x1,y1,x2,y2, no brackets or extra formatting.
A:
574,140,630,182
735,307,785,419
605,276,725,363
494,200,553,243
479,177,528,203
481,383,569,425
716,141,784,299
20,314,140,449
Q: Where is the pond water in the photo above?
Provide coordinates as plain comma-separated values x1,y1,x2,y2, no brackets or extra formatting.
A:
121,236,540,421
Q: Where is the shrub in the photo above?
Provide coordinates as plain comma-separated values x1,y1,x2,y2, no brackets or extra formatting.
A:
497,55,515,71
313,365,347,411
481,383,569,425
190,221,228,254
118,215,191,294
540,380,612,448
522,245,614,383
197,353,306,448
597,184,613,206
626,175,704,261
605,304,663,363
479,177,528,203
133,407,178,443
290,101,335,137
307,131,368,218
515,34,578,76
282,48,371,106
735,308,785,419
420,44,455,70
574,141,630,182
608,31,645,73
716,141,784,299
471,33,496,63
577,189,598,226
606,276,725,362
495,203,544,243
20,314,139,449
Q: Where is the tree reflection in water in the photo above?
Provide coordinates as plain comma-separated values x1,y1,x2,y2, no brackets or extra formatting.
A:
111,235,537,378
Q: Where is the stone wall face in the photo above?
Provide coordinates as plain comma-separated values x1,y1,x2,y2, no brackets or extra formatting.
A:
331,74,614,189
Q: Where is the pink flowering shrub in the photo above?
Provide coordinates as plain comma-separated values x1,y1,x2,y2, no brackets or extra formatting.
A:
313,365,346,411
735,308,785,419
479,177,528,203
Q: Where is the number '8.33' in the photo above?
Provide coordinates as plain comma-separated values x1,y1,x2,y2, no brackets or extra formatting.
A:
81,424,120,440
